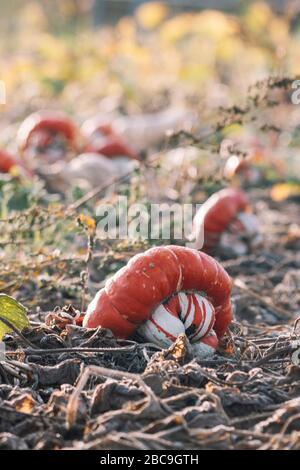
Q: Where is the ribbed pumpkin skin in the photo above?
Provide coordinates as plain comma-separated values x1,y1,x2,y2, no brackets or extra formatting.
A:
83,245,233,340
18,111,78,151
0,150,18,173
193,188,249,252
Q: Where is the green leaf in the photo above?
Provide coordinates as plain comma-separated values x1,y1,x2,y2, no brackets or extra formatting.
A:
0,294,29,341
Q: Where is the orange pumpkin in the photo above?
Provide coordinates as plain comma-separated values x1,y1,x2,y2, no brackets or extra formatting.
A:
0,149,32,177
18,111,78,153
82,117,140,160
0,150,18,173
192,188,252,253
83,245,233,353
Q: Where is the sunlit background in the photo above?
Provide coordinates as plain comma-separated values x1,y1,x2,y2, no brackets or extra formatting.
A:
1,0,300,118
0,1,299,185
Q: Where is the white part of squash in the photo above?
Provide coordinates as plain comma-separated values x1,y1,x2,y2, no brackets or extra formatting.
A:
137,292,216,350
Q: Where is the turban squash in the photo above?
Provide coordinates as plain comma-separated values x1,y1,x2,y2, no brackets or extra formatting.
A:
192,188,260,254
83,245,233,355
18,111,78,153
0,149,32,177
81,117,140,161
0,150,19,173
